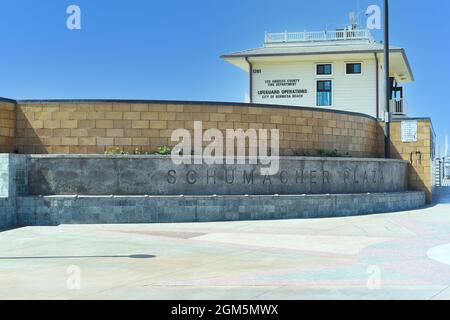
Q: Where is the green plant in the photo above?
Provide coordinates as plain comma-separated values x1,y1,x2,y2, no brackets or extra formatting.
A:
105,146,123,155
316,149,341,157
105,146,149,155
132,148,147,155
156,145,171,155
172,147,183,156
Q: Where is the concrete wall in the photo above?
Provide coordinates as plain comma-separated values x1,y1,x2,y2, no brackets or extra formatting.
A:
0,198,15,229
16,192,425,226
25,155,408,196
0,99,16,153
0,154,26,230
14,101,380,158
0,154,424,227
0,154,11,197
0,154,15,229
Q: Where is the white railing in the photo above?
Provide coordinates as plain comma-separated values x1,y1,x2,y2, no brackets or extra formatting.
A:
389,99,408,115
264,29,373,44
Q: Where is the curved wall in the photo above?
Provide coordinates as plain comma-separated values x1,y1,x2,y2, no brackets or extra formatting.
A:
17,192,425,226
0,99,15,153
25,155,408,196
14,100,381,158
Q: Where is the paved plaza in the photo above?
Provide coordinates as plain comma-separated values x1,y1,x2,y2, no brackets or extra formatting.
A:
1,189,450,300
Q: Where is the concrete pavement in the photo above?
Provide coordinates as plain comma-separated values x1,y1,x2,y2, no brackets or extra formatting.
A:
1,200,450,299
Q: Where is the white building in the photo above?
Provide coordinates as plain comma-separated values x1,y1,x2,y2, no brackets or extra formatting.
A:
222,28,414,119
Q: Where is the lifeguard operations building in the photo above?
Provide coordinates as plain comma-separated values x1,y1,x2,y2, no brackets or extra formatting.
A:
0,22,436,230
222,27,413,119
221,25,436,203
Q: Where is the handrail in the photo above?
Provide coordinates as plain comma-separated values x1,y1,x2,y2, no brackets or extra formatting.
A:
264,29,373,44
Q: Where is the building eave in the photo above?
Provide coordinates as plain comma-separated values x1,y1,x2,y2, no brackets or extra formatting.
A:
221,47,403,59
221,47,414,83
399,48,414,82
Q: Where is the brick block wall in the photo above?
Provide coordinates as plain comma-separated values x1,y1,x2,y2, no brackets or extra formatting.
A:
0,100,16,153
14,101,380,157
378,119,434,203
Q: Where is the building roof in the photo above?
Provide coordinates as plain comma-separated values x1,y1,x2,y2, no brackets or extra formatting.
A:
222,42,402,58
221,38,414,83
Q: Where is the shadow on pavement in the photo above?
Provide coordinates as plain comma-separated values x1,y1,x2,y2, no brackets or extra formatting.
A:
0,254,155,260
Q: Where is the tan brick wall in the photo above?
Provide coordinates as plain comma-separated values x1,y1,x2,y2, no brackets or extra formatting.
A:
378,120,434,203
0,101,16,153
14,102,380,157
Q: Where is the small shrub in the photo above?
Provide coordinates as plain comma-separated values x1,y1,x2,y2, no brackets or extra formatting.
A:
105,146,122,155
132,148,148,155
317,149,341,157
172,147,183,156
157,145,171,155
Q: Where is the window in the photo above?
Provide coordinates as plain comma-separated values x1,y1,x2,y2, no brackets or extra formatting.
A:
316,64,332,75
346,63,362,74
317,80,332,106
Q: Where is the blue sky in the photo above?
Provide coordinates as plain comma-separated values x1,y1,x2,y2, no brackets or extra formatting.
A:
0,0,449,153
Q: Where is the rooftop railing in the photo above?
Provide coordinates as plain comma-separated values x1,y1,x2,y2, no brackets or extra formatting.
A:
264,29,374,44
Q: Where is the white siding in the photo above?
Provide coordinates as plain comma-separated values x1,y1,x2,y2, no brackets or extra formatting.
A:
251,58,379,118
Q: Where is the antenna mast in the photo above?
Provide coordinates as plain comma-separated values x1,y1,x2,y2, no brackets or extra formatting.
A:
445,130,449,157
356,0,360,27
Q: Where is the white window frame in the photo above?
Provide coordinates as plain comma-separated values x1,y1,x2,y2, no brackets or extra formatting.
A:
315,63,334,77
345,61,363,76
315,79,333,108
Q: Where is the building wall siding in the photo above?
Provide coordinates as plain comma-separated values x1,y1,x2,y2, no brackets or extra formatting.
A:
251,58,378,117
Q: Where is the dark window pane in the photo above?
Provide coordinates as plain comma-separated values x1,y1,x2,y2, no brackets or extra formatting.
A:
316,80,332,106
346,63,362,74
317,64,332,75
317,80,331,91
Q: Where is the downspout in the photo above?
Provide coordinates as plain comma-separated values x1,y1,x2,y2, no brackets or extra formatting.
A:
245,57,253,103
375,53,379,119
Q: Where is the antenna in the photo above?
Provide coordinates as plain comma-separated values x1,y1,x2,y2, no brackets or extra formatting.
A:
349,11,358,29
356,0,360,27
445,129,449,158
349,0,367,30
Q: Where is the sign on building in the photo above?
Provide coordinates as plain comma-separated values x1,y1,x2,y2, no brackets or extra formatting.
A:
401,120,418,143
